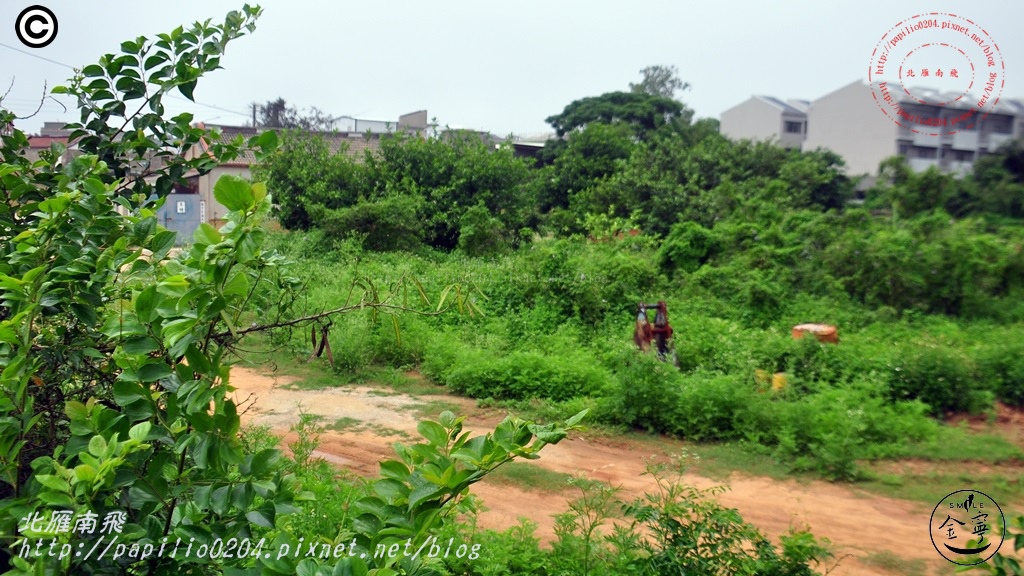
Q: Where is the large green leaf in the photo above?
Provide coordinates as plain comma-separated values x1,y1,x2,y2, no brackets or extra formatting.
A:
193,222,222,245
213,174,255,211
122,336,160,355
417,421,449,448
138,362,173,382
332,558,368,576
113,381,147,405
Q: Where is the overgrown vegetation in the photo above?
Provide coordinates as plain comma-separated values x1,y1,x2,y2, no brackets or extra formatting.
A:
4,4,1024,572
252,60,1024,487
265,230,1024,484
247,52,1024,574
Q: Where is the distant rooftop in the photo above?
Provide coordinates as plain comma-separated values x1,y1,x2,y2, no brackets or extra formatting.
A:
869,81,1024,114
757,95,807,116
511,132,556,143
786,99,811,113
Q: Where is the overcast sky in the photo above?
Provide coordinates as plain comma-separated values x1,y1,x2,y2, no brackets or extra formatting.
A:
1,0,1022,137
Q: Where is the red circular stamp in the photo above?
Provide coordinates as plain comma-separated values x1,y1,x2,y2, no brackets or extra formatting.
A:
868,13,1006,136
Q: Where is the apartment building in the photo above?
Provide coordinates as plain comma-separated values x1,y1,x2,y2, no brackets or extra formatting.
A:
720,80,1024,177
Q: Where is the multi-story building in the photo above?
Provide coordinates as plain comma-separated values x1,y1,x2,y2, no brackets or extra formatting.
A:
720,80,1024,178
720,96,809,150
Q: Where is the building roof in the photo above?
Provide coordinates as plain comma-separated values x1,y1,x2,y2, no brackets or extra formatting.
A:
756,95,807,116
511,131,556,143
27,135,68,148
19,135,70,163
786,99,811,113
867,81,1023,115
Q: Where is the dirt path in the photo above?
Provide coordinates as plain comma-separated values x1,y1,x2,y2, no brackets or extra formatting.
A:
229,366,979,576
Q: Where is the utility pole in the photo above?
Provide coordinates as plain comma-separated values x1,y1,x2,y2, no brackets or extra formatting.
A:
250,102,260,127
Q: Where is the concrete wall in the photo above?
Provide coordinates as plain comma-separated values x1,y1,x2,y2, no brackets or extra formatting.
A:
398,110,428,132
720,98,785,145
779,112,806,149
803,81,898,177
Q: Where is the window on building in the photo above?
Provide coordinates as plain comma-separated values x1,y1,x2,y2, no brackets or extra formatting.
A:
952,149,974,162
173,176,200,195
984,115,1013,134
898,142,910,155
914,146,938,159
784,121,803,134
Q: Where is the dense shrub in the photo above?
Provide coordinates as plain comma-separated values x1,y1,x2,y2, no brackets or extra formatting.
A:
445,350,612,401
770,385,936,480
887,344,982,416
656,220,717,275
672,373,758,441
459,203,511,257
972,339,1024,407
261,130,538,252
309,192,426,251
598,350,685,433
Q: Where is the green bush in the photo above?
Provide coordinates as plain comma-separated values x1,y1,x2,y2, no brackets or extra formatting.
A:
673,373,757,441
445,350,612,401
310,192,426,252
973,339,1024,407
887,344,981,416
597,350,685,433
657,220,717,275
622,456,833,575
770,385,935,480
459,203,511,257
438,516,549,576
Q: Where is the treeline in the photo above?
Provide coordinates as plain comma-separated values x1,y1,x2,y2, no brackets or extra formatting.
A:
256,90,1024,321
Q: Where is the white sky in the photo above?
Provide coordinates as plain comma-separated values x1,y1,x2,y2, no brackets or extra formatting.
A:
1,0,1022,136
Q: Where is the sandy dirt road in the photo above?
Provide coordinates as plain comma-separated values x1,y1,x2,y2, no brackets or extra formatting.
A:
230,366,1018,576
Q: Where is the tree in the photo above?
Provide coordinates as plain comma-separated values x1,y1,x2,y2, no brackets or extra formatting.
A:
545,91,688,140
251,97,337,130
258,129,538,252
629,65,689,100
252,130,360,230
967,137,1024,218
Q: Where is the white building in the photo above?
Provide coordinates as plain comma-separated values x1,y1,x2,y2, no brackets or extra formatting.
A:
720,80,1024,178
720,96,809,150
